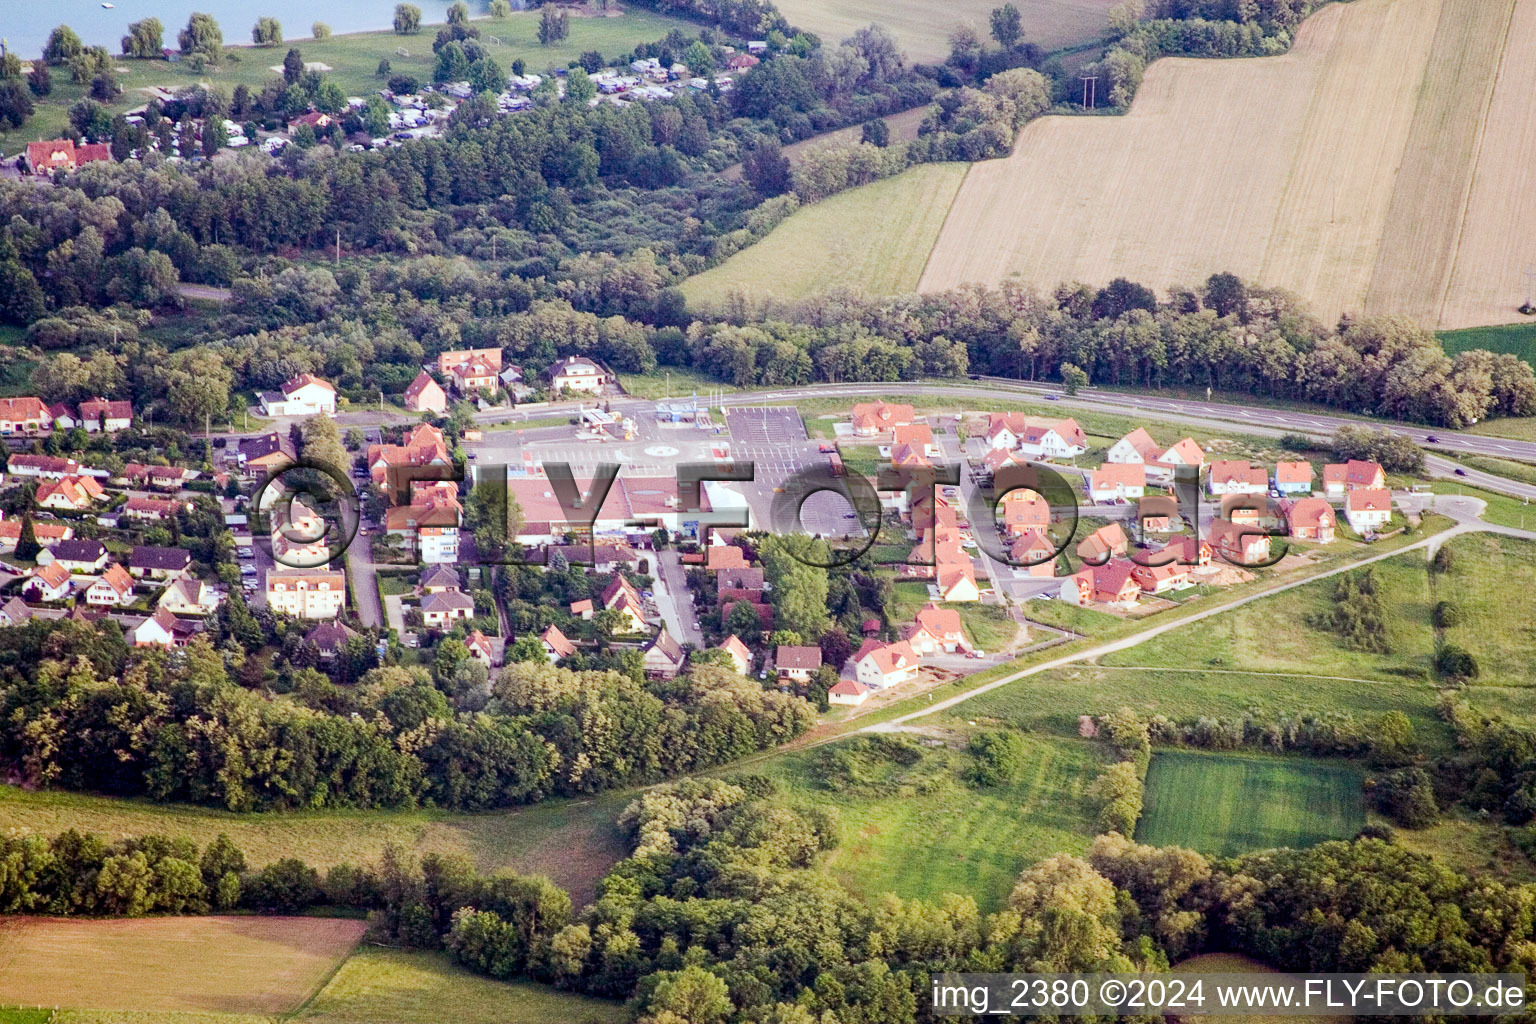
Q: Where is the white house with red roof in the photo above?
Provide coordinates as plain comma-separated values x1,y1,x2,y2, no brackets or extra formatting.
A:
850,401,913,436
1284,497,1336,542
716,634,753,675
77,398,134,432
37,475,105,511
1344,489,1394,534
1206,518,1271,565
403,371,448,414
1207,460,1269,496
1088,463,1146,502
1010,531,1058,577
852,638,920,689
935,562,980,602
86,564,136,607
904,603,971,654
0,398,52,435
1017,418,1088,460
1061,560,1140,608
1107,428,1161,467
540,624,577,662
260,373,337,416
1076,522,1129,563
1275,460,1314,495
827,677,871,706
1323,460,1386,498
24,563,75,602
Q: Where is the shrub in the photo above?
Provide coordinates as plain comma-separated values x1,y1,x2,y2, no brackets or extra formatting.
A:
965,730,1027,787
1371,768,1438,829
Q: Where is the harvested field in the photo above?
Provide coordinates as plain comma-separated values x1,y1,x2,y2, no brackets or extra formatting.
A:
682,163,968,308
0,916,364,1015
916,0,1536,330
771,0,1118,64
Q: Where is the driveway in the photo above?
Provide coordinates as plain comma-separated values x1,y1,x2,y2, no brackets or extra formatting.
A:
653,548,703,647
345,535,384,628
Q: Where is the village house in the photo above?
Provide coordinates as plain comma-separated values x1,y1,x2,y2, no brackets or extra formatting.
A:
133,607,200,648
124,496,189,522
86,563,136,608
1158,437,1206,479
1207,460,1269,496
1131,560,1191,595
890,442,931,471
570,599,594,619
0,515,73,553
1323,460,1386,498
600,576,650,634
539,624,577,662
1018,418,1089,460
984,412,1030,450
980,447,1029,479
421,588,474,627
36,476,105,512
850,401,914,436
48,403,76,430
1106,428,1162,468
266,568,346,619
437,347,503,378
451,357,499,395
1220,493,1284,530
1145,534,1211,568
853,638,921,689
418,565,460,594
998,488,1050,537
128,545,192,581
76,398,134,433
385,492,462,564
1284,497,1337,542
827,678,871,706
548,355,608,394
643,628,686,679
306,620,357,660
1009,531,1058,576
1275,461,1314,495
590,543,643,573
157,578,220,616
775,645,822,685
368,423,452,491
904,603,971,654
1062,560,1141,608
716,634,753,675
1088,463,1146,502
39,539,109,573
24,563,74,602
465,629,496,668
7,453,81,479
1344,488,1394,534
1076,522,1130,563
260,373,337,417
890,423,937,459
124,463,199,491
403,371,449,414
704,544,749,570
935,562,981,602
0,397,52,435
0,597,34,628
1206,518,1272,565
237,432,298,475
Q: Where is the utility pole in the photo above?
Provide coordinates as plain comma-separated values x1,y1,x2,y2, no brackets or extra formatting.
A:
1522,264,1536,314
334,227,341,266
1079,76,1097,110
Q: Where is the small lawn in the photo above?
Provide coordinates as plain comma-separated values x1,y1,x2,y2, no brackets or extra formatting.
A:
1135,751,1365,857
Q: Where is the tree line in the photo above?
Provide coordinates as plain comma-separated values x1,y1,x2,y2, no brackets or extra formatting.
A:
0,617,813,812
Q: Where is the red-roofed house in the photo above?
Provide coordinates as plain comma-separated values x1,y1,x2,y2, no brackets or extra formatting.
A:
24,562,74,602
1344,488,1394,534
985,412,1029,450
0,516,73,553
1076,522,1129,563
540,624,576,662
1207,518,1271,565
775,645,822,684
1275,460,1314,495
466,629,496,668
1088,463,1146,502
37,475,105,511
1010,531,1058,577
998,489,1050,537
1208,460,1268,496
716,634,753,675
77,397,133,432
1131,560,1190,595
1140,534,1211,568
1284,497,1336,542
890,423,934,457
76,142,112,166
1062,559,1140,608
0,398,52,435
26,140,77,175
403,371,447,414
850,401,913,436
260,373,337,416
86,563,136,607
1107,428,1161,466
1323,460,1386,498
935,562,980,602
1018,419,1088,460
827,677,871,706
904,603,971,654
570,598,594,619
853,639,920,689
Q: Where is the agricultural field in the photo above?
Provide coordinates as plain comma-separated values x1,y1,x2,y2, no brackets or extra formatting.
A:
1134,752,1365,857
738,733,1103,912
0,7,699,148
908,0,1536,331
680,163,968,309
0,784,631,906
772,0,1117,64
0,916,364,1015
1440,322,1536,368
1428,533,1536,684
297,949,624,1024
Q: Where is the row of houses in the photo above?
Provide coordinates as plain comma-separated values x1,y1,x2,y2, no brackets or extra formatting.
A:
0,396,135,435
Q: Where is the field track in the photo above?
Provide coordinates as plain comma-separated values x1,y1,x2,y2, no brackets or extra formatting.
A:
917,0,1536,329
0,916,365,1015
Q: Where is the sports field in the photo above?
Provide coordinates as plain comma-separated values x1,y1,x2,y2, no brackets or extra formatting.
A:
682,163,968,310
1135,753,1365,856
911,0,1536,330
770,0,1118,64
0,916,365,1015
297,949,624,1024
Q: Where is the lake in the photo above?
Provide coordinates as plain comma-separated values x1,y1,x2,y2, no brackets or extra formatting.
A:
2,0,488,60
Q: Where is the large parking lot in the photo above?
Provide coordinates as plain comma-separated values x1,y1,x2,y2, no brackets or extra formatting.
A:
723,407,806,446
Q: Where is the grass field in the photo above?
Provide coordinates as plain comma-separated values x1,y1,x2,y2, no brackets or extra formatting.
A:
1173,952,1349,1024
0,916,364,1015
1429,533,1536,685
906,0,1536,331
0,784,631,907
741,734,1103,912
680,163,968,309
297,949,623,1024
1135,752,1365,856
771,0,1116,64
0,7,699,149
1431,481,1536,531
